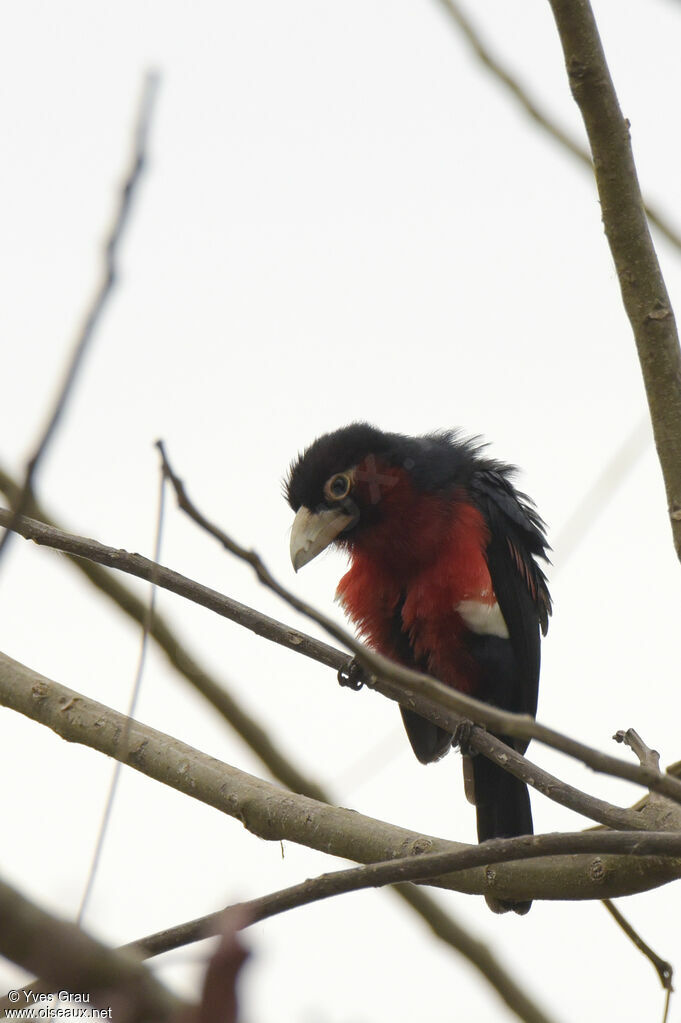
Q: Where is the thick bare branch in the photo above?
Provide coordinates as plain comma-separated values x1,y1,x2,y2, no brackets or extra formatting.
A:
0,874,185,1022
547,0,681,559
1,650,680,905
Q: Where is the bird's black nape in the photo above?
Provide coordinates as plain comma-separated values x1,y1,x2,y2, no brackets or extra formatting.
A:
285,422,489,513
285,422,391,512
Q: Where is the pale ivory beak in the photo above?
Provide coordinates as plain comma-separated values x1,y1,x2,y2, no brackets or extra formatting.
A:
290,505,355,572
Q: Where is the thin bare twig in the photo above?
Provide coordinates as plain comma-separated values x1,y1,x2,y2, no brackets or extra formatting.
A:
132,898,540,1021
9,830,681,1023
76,463,166,925
615,729,662,775
8,828,681,1023
0,467,331,804
124,833,681,955
121,870,564,1023
1,501,678,815
435,0,681,251
0,72,159,565
602,899,673,995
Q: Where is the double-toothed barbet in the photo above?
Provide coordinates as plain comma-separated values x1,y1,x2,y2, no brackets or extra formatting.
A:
286,423,551,913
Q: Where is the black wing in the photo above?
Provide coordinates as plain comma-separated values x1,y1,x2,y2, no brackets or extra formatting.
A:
470,467,552,725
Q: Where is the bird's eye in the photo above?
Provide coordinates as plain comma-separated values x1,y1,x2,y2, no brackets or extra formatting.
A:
324,472,352,502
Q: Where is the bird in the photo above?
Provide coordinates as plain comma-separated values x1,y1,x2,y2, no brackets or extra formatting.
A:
285,423,551,913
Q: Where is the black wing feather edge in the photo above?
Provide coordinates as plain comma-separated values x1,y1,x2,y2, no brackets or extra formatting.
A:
471,467,552,737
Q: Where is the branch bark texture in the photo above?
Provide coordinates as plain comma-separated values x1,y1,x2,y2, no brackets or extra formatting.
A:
1,650,680,904
548,0,681,557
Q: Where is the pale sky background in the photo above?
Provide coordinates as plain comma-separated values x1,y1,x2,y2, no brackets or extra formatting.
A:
2,1,681,1021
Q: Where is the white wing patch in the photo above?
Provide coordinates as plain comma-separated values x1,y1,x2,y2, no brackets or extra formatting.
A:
456,599,509,639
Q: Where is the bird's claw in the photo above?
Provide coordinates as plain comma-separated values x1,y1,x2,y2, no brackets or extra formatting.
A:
338,659,368,691
452,719,476,755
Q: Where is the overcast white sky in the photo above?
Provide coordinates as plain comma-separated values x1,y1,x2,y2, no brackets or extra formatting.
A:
2,1,681,1020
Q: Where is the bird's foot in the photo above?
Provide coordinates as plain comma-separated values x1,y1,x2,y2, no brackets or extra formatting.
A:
452,719,477,755
337,659,368,691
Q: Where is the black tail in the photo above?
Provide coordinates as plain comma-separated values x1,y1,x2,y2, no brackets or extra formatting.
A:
471,753,533,915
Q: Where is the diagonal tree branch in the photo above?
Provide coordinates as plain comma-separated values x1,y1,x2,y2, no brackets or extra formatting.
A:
0,873,185,1022
0,475,569,1023
602,899,673,994
1,481,673,1022
434,0,681,252
163,442,681,807
0,72,159,565
2,503,680,815
0,468,330,804
138,893,557,1023
0,471,661,836
2,649,681,905
547,0,681,560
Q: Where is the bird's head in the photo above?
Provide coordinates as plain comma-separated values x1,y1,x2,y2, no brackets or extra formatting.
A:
285,423,390,571
285,423,478,571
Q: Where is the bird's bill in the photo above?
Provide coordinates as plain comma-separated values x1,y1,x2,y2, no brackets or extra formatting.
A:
290,505,355,572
